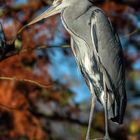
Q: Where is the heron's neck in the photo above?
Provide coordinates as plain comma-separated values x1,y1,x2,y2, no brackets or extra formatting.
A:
62,0,92,20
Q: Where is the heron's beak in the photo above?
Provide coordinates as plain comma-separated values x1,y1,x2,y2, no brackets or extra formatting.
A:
27,3,63,26
17,2,64,34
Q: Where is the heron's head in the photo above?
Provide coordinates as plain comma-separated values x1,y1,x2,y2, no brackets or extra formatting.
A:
27,0,69,26
17,0,90,34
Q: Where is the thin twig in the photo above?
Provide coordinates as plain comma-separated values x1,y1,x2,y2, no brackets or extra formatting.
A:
0,76,53,89
123,28,139,38
0,103,17,111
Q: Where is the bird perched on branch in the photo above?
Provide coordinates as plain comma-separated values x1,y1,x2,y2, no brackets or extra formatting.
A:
14,0,127,139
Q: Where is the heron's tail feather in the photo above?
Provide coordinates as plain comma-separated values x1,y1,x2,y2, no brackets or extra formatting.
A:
108,88,127,124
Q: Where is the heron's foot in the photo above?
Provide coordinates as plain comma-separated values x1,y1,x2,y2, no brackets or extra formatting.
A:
103,135,111,140
87,138,106,140
87,137,111,140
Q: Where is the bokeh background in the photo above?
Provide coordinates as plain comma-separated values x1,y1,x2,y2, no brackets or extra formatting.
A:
0,0,140,140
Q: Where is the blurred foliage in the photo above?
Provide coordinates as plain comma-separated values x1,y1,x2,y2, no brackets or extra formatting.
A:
0,0,140,140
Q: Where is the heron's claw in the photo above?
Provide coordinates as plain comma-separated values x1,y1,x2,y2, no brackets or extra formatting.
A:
90,138,104,140
103,136,111,140
102,135,111,140
87,137,111,140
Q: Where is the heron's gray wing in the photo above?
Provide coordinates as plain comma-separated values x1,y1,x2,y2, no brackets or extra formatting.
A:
90,9,126,124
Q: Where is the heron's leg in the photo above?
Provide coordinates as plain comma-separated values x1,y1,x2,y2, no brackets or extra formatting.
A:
86,95,96,140
103,78,110,140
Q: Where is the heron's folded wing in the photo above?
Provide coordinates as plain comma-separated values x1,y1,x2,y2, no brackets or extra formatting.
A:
90,9,125,92
90,9,127,123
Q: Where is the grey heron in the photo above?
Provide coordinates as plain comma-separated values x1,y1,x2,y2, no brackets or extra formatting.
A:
20,0,127,139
